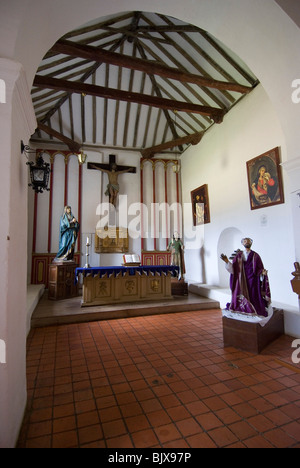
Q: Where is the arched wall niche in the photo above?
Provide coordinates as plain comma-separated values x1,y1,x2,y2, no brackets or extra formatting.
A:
217,227,244,288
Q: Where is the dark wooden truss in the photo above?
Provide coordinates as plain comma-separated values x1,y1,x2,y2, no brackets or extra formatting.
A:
31,11,258,157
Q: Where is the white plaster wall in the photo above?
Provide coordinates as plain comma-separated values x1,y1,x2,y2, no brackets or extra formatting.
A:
28,149,180,272
0,60,36,448
182,84,297,308
81,150,142,267
1,0,300,448
27,149,142,269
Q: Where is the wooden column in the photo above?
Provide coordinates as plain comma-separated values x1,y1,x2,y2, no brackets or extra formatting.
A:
32,192,38,254
140,160,144,252
64,154,69,206
164,162,169,250
176,170,180,234
77,161,83,253
47,156,54,253
152,161,157,251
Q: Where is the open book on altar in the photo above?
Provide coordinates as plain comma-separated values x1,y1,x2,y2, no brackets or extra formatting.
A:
122,254,141,266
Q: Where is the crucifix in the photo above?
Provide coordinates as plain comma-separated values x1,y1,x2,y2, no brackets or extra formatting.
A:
88,154,136,207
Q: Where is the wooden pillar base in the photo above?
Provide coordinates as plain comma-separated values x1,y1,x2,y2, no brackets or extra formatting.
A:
171,278,188,296
48,261,78,300
222,308,284,354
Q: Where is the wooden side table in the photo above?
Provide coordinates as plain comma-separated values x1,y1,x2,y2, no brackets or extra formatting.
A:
48,261,78,300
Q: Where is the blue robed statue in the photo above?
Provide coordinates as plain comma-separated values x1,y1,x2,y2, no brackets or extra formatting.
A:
54,206,80,262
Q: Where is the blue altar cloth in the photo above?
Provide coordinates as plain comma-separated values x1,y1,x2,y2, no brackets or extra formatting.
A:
75,265,179,284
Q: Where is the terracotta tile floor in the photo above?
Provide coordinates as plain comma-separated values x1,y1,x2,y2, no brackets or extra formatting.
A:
17,309,300,448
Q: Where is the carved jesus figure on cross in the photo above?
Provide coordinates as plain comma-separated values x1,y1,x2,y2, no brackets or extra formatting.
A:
88,155,136,207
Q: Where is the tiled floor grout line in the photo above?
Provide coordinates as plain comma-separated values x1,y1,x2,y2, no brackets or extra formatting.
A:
17,310,300,448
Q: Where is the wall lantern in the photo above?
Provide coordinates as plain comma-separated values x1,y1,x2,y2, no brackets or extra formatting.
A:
21,141,51,193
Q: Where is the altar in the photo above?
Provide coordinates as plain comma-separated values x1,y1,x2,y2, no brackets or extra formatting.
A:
75,265,179,307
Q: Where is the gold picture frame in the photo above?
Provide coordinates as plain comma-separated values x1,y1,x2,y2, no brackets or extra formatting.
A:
95,227,129,253
191,184,210,226
246,147,284,210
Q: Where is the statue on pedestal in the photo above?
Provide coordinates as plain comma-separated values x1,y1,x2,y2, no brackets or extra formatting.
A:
291,262,300,298
221,237,271,317
168,231,185,280
54,206,80,262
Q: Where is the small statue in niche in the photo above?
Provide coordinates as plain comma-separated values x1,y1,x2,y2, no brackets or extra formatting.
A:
167,231,185,280
220,237,271,317
54,205,80,262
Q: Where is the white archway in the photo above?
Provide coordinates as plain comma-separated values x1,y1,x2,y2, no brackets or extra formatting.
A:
0,339,6,364
217,227,244,288
0,78,5,103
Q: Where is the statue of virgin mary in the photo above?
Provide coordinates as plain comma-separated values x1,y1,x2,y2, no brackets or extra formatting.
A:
54,206,80,262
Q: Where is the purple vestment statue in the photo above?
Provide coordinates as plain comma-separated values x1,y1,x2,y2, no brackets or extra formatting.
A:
226,250,271,317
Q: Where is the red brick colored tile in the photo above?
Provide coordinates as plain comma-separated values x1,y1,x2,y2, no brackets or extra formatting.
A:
247,414,275,433
26,435,52,448
154,423,182,444
203,396,228,411
282,421,300,442
196,412,223,431
52,415,76,433
176,418,202,437
52,430,78,448
98,406,122,423
125,414,151,433
167,405,191,422
163,439,190,448
243,435,274,448
131,429,159,448
208,426,239,447
18,309,300,449
106,434,134,448
228,420,258,440
78,424,103,445
27,420,52,439
263,428,297,448
186,432,217,448
215,407,241,425
102,419,127,439
120,402,144,418
147,409,172,427
29,407,53,423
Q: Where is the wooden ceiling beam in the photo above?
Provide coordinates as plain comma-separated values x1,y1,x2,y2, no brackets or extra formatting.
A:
141,131,204,158
37,122,81,153
33,75,225,122
135,40,180,144
51,39,252,94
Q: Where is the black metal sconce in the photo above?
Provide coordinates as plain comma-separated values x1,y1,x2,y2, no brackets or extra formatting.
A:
21,141,51,193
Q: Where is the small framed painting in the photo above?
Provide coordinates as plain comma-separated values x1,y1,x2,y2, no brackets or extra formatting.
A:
246,147,284,210
191,184,210,226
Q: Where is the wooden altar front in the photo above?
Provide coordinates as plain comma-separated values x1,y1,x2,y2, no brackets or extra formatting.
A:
75,265,179,307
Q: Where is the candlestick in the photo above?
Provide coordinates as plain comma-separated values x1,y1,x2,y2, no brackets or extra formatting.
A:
84,235,91,268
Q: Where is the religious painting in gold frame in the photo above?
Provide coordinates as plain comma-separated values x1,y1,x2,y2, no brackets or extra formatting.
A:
191,184,210,226
246,147,284,210
95,227,129,253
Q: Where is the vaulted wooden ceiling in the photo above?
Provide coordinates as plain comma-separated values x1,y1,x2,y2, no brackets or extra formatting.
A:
30,11,258,157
